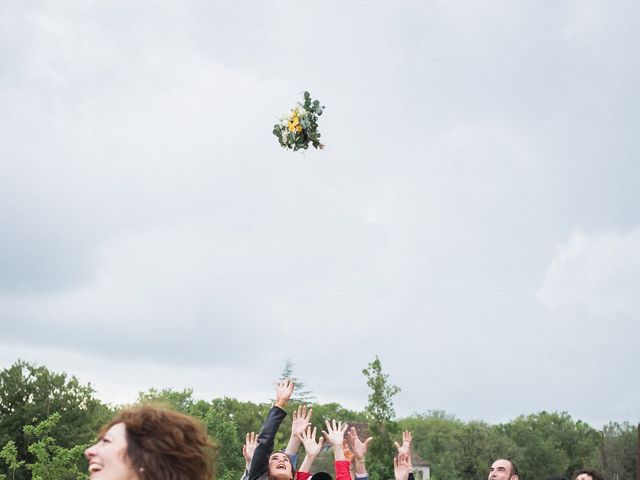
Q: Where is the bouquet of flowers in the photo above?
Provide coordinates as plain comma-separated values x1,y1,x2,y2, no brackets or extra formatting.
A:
273,91,325,151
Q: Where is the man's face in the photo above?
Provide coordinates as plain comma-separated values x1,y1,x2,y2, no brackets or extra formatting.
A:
575,474,593,480
489,459,516,480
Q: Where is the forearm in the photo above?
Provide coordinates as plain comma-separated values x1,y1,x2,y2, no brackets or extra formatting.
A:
285,435,302,456
354,459,367,476
248,406,287,480
298,455,316,474
332,445,345,461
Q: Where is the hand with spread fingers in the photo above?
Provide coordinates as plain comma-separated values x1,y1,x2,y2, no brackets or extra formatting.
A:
243,431,258,469
275,379,295,410
322,419,349,461
394,453,411,480
348,426,372,477
393,430,412,468
292,405,313,437
285,404,312,459
296,426,324,477
299,426,324,462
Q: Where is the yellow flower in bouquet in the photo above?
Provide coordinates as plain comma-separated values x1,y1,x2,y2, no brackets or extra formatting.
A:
273,92,324,151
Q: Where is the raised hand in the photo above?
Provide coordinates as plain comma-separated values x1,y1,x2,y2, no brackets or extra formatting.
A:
291,405,312,437
298,426,324,459
285,404,312,456
275,379,295,409
394,453,411,480
394,430,412,456
348,426,373,462
243,432,258,465
322,419,349,447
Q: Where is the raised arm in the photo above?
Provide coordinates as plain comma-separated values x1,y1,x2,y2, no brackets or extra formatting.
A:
247,379,294,480
243,432,258,471
297,426,324,476
394,431,412,469
285,404,312,462
348,426,373,477
322,419,351,480
394,453,411,480
322,419,349,461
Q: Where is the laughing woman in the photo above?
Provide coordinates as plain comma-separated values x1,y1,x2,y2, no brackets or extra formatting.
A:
247,379,296,480
85,404,215,480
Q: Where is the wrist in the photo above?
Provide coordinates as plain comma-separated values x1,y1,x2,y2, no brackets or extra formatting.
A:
355,459,366,464
274,399,288,409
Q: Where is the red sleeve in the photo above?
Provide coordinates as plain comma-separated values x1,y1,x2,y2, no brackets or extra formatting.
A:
297,471,312,480
334,460,351,480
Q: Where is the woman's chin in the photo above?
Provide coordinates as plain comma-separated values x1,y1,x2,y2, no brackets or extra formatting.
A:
271,470,292,480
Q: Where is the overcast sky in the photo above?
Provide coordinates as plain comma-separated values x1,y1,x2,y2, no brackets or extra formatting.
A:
1,1,639,428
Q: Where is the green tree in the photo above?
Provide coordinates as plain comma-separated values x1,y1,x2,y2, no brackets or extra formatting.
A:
0,361,112,480
23,413,88,480
208,397,268,440
400,411,465,480
599,422,637,480
280,360,315,404
500,414,570,480
0,441,25,480
362,356,400,480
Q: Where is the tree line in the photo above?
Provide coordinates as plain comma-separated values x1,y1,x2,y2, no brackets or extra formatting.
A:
0,359,637,480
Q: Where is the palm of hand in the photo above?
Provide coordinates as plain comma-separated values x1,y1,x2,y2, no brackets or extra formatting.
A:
395,464,410,480
350,438,365,458
325,428,344,446
302,438,322,457
397,443,410,456
292,417,309,436
244,444,256,462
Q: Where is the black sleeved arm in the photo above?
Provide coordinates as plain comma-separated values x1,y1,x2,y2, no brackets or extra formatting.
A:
248,406,287,480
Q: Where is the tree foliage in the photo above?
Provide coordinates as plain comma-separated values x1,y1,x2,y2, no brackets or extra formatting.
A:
0,360,638,480
280,360,315,404
362,356,400,480
0,361,111,480
23,413,87,480
599,422,637,480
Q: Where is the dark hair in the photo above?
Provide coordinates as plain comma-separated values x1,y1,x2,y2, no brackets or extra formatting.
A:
573,469,604,480
509,461,519,478
100,404,215,480
267,451,295,480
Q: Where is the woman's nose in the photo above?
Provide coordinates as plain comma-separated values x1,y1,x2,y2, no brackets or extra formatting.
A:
85,443,97,459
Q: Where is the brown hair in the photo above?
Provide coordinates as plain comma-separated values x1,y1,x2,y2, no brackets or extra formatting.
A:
573,469,604,480
100,404,215,480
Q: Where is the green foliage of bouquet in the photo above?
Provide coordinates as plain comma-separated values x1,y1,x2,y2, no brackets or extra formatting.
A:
273,91,325,151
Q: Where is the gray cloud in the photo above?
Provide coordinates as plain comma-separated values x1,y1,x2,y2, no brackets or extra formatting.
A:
2,0,639,426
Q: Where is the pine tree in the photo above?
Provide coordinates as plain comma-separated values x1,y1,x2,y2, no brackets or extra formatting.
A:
280,360,315,404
